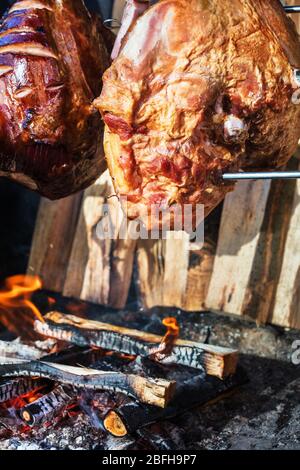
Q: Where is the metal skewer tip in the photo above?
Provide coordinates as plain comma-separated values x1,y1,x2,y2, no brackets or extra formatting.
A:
223,172,300,181
284,6,300,13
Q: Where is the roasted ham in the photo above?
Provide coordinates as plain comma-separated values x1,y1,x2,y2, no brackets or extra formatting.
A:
0,0,109,199
96,0,300,229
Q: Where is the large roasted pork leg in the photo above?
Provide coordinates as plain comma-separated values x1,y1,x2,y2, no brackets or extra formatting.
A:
0,0,109,199
96,0,300,229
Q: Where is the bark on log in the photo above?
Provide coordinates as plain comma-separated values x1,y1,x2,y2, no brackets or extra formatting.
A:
103,366,247,437
17,385,75,427
0,378,44,404
0,360,175,408
34,311,238,379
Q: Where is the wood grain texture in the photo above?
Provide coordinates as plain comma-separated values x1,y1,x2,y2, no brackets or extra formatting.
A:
63,173,112,304
63,170,136,307
205,180,271,315
137,234,190,309
28,171,135,309
27,194,83,292
272,161,300,329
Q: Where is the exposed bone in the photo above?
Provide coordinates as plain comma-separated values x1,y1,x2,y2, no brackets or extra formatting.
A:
0,360,175,408
34,312,239,379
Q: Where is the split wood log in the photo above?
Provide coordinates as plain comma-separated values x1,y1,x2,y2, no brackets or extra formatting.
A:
0,339,56,361
103,366,247,437
34,312,238,379
63,171,137,306
0,360,175,408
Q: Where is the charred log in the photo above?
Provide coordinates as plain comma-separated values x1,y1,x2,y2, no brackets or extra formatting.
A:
103,367,247,437
0,360,175,408
0,378,45,403
17,384,75,427
34,312,238,379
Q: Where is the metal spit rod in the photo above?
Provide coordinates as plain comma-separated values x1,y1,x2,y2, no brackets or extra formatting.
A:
222,172,300,181
284,5,300,13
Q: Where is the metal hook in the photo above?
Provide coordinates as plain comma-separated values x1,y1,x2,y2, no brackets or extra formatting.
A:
103,18,122,30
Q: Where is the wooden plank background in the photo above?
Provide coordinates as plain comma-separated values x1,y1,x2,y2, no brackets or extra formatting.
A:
27,0,300,329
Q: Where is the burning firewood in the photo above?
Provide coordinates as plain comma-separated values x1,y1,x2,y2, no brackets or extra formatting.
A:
0,360,175,408
103,367,247,437
0,339,57,361
0,378,44,404
17,385,75,427
34,312,238,379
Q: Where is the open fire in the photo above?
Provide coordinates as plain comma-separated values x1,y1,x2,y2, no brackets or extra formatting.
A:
0,275,242,448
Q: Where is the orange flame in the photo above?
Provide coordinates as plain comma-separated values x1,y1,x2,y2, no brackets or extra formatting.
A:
162,317,180,338
150,317,180,360
0,275,45,323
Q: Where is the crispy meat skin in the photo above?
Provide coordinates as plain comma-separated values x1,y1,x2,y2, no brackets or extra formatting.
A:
96,0,300,228
0,0,109,199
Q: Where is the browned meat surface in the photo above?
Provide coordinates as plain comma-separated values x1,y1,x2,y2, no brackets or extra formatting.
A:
96,0,300,229
0,0,109,199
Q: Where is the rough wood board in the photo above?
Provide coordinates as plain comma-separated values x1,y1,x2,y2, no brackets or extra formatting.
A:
27,194,82,292
63,175,111,304
272,170,300,329
205,180,271,315
63,171,136,308
112,0,126,25
137,232,190,309
242,158,299,325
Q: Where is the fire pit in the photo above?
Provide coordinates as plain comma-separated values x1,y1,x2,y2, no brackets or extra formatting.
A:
0,276,244,449
0,278,300,450
1,0,300,454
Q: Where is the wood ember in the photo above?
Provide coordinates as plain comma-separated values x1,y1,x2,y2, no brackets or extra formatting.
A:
0,378,44,404
103,367,247,437
0,360,175,408
17,385,75,427
34,312,238,379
